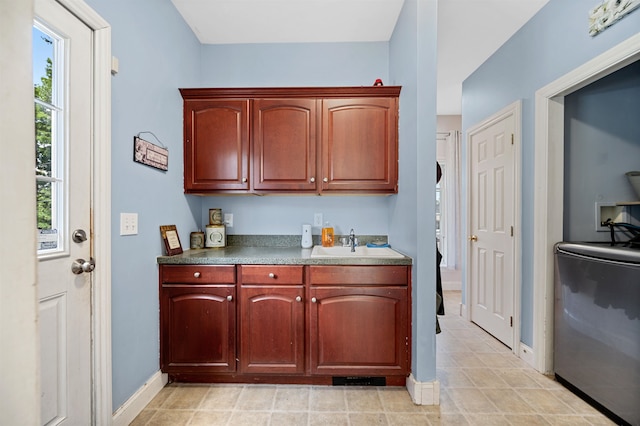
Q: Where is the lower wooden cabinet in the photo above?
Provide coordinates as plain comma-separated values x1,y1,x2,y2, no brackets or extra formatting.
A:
310,287,408,376
309,265,409,377
239,266,305,374
159,263,410,383
160,265,236,374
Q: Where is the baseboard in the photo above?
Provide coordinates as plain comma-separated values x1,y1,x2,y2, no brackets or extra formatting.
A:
460,302,468,319
518,342,535,368
406,374,440,405
112,371,168,426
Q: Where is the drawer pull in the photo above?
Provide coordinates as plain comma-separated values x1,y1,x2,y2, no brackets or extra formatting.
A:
311,297,317,303
193,272,201,278
227,295,233,302
296,296,302,302
268,272,276,279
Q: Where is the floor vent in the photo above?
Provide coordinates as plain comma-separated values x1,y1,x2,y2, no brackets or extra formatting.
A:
332,376,386,386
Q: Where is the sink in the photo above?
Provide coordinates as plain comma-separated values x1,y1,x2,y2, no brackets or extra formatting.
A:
310,245,405,258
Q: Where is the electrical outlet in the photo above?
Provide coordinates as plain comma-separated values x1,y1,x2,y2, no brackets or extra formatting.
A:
224,213,233,227
314,213,323,227
595,202,630,231
120,213,138,235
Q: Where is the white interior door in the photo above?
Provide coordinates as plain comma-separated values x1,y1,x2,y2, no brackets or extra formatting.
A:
468,112,516,348
34,0,93,423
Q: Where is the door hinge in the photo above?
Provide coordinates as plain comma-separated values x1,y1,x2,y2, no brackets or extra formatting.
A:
511,134,514,145
510,316,513,327
510,226,514,237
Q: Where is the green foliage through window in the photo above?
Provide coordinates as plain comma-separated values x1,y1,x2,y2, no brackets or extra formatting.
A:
34,32,54,230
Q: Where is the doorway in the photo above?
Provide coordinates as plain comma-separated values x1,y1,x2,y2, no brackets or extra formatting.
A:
533,32,640,374
466,101,521,351
34,0,112,423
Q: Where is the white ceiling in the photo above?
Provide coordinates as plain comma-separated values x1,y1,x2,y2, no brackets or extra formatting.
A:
171,0,550,115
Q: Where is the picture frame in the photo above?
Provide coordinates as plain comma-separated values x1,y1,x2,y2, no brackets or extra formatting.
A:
134,136,169,171
160,225,183,256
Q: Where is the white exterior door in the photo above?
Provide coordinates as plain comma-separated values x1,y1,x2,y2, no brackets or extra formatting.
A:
35,0,93,423
468,111,516,348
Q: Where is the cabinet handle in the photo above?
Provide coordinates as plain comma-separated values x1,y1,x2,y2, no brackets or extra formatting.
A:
296,296,302,302
311,297,317,303
268,272,276,279
227,295,233,302
323,177,328,183
242,177,247,183
193,272,201,278
310,177,315,183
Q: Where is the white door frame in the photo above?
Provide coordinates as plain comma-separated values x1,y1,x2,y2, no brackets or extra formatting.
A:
55,0,112,422
533,32,640,374
465,100,522,355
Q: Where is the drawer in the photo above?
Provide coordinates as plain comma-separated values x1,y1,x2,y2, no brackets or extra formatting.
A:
161,265,236,284
241,265,303,285
309,265,408,286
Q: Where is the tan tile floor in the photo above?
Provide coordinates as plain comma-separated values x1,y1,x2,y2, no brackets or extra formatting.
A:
131,291,614,425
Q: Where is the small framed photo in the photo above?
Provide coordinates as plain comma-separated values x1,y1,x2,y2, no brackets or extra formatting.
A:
160,225,183,256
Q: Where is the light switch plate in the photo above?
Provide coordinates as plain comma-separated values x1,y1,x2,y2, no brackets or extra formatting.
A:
120,212,138,235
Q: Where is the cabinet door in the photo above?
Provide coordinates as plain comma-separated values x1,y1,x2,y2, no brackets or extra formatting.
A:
253,98,317,191
239,286,305,374
184,99,250,192
310,286,408,376
321,98,398,193
160,285,236,373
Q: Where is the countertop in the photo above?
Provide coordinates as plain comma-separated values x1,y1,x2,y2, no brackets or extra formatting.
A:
157,245,412,266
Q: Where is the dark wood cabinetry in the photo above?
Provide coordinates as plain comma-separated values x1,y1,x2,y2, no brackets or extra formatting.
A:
183,100,250,192
180,87,400,194
309,266,409,376
159,263,410,383
239,266,305,374
321,98,398,193
253,99,317,192
160,265,237,374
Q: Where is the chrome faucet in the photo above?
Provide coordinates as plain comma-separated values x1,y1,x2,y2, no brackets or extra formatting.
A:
349,228,356,252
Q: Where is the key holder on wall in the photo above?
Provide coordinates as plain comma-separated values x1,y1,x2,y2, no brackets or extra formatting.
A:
133,131,169,171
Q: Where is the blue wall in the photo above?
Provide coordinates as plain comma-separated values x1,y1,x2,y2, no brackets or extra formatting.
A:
85,0,202,410
389,0,439,381
85,0,440,411
462,0,640,346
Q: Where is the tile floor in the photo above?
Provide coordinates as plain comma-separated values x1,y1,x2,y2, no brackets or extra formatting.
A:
131,291,614,425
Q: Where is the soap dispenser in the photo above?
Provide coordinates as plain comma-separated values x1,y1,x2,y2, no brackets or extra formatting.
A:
301,224,313,248
321,221,334,247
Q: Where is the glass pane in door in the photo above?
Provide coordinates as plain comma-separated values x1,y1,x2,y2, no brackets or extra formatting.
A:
33,24,65,254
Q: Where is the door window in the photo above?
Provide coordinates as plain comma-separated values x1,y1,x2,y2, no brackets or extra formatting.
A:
33,23,65,255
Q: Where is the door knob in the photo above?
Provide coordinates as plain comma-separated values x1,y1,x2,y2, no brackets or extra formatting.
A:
468,235,478,242
72,229,87,243
71,258,95,275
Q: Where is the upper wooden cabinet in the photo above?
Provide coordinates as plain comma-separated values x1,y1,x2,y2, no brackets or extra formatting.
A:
183,99,250,192
180,87,400,195
321,97,398,193
253,98,317,192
